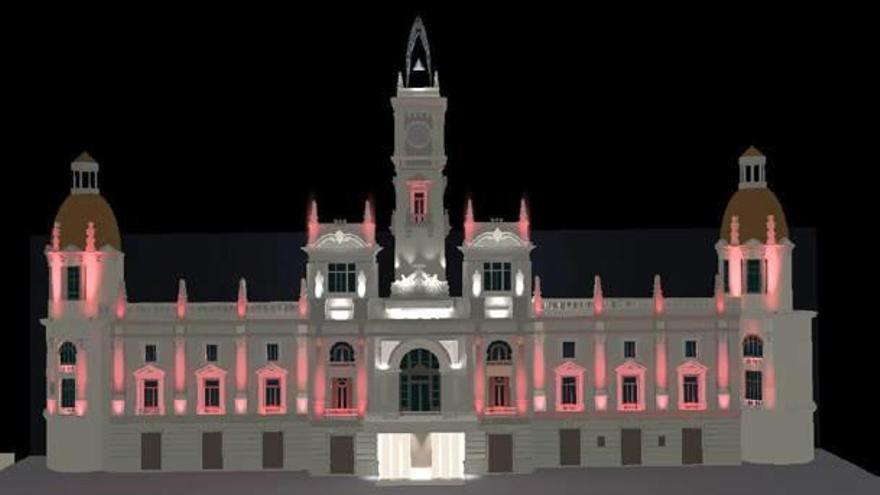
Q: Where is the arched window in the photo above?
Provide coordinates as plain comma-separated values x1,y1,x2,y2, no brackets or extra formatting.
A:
486,340,512,363
329,342,355,363
399,348,440,412
743,335,763,358
59,342,77,366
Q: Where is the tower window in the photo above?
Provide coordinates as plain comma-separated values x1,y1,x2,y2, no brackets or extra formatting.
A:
413,191,426,223
328,263,356,293
483,262,512,292
206,344,218,362
66,266,81,300
746,259,762,294
145,345,157,363
685,340,697,359
624,341,636,359
59,342,77,366
743,335,763,358
562,341,576,359
266,343,279,362
722,260,730,293
745,370,763,402
61,378,76,409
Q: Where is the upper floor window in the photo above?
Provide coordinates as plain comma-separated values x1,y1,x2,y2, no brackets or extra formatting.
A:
685,340,697,359
483,262,512,292
624,341,636,359
561,376,578,405
328,263,356,293
59,342,77,366
622,376,638,404
722,260,730,293
332,378,351,409
746,259,763,294
265,378,281,408
490,376,510,407
745,370,763,402
413,191,426,223
683,376,699,404
204,379,221,408
266,343,279,362
329,342,355,363
61,378,76,409
206,344,218,362
486,340,512,363
145,344,157,363
66,266,81,300
562,341,576,359
743,335,763,358
143,380,159,410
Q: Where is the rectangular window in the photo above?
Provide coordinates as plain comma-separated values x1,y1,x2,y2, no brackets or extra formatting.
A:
491,377,510,407
61,378,76,408
658,435,666,447
144,380,159,409
413,191,426,223
683,376,699,404
597,436,606,448
145,344,157,363
685,340,697,359
206,344,218,362
332,378,350,409
745,370,763,402
746,259,762,294
328,263,357,293
205,379,220,408
66,266,81,300
265,378,281,408
483,262,512,291
622,376,638,404
266,343,279,362
562,341,576,359
722,260,730,293
561,376,578,405
624,341,636,359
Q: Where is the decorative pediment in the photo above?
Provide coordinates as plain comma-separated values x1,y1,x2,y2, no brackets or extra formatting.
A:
471,228,527,248
256,362,289,377
313,230,369,250
676,359,707,373
133,364,165,378
194,363,228,377
555,360,585,375
615,360,647,374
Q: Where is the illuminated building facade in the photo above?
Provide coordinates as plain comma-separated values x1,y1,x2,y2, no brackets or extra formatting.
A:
41,18,815,480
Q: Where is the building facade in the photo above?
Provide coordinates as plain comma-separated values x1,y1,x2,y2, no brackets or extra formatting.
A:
41,18,816,480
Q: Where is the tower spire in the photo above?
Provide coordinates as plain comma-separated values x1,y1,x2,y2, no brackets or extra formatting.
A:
738,146,767,190
592,275,604,316
177,279,188,319
405,16,432,87
518,197,530,242
653,274,665,315
71,151,100,195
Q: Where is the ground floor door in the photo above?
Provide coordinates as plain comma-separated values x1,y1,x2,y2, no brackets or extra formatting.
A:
682,428,703,465
330,435,354,474
559,429,581,466
621,428,642,466
140,432,161,470
262,431,284,469
202,432,223,470
488,434,513,473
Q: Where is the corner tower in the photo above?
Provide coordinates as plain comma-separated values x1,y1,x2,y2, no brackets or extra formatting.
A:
390,17,450,295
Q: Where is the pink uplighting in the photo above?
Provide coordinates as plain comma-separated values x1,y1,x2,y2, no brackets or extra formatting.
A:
75,400,87,416
112,399,125,416
236,338,247,392
655,335,667,389
518,197,529,242
765,244,782,311
473,337,485,415
714,274,725,314
77,348,88,408
594,394,607,411
83,251,103,318
532,276,544,317
516,338,528,415
174,399,187,415
49,252,62,319
717,338,730,390
237,278,247,318
727,246,743,297
363,199,376,245
718,392,731,410
113,337,125,393
298,279,309,318
533,395,546,412
307,200,319,245
464,198,475,244
765,362,776,409
593,337,606,390
116,282,127,319
175,337,186,393
235,398,248,414
296,397,309,414
297,337,309,391
177,279,187,319
47,398,57,415
313,338,325,418
357,338,368,417
656,393,669,410
592,275,604,316
652,274,664,315
533,334,545,390
485,406,517,416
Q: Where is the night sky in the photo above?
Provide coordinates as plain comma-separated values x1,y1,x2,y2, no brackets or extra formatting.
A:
7,5,875,474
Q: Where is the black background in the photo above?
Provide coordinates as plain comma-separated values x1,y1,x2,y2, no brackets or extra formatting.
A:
6,5,876,475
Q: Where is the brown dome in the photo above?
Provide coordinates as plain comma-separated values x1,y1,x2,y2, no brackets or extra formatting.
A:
54,194,121,250
720,188,788,243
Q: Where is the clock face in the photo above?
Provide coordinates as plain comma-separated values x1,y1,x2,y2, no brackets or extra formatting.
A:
406,121,432,149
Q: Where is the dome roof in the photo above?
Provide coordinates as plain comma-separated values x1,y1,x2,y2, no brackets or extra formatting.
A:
54,193,121,250
720,188,788,243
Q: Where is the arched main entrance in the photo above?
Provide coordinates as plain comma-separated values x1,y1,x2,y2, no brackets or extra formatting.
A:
399,348,440,413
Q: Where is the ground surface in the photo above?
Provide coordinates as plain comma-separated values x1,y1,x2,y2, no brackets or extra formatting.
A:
0,450,876,495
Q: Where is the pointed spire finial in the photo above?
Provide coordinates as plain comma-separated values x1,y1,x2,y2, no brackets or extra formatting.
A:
237,278,248,318
766,214,777,245
307,199,320,245
51,222,61,251
177,279,188,319
592,275,604,316
518,197,530,242
653,274,665,315
85,221,96,251
116,281,127,319
434,70,439,88
397,71,403,88
464,197,475,245
533,275,544,317
714,273,725,314
363,198,375,245
405,16,432,88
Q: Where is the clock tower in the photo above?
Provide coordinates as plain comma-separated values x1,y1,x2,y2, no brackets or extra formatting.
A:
390,17,450,295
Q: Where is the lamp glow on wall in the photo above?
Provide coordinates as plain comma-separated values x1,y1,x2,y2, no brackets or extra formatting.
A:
471,270,481,297
357,271,366,298
515,270,524,296
314,271,324,299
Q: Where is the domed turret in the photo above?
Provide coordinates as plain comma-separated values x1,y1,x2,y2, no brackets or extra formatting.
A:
720,146,788,244
54,152,121,250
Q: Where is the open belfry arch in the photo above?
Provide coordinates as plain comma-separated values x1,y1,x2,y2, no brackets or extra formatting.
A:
40,16,815,482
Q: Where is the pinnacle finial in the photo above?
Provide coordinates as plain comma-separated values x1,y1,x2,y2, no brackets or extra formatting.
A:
593,275,604,316
714,273,725,314
85,221,96,251
298,277,309,317
51,222,61,251
766,214,777,245
237,277,248,318
653,274,665,315
730,215,740,245
533,275,544,317
177,279,188,319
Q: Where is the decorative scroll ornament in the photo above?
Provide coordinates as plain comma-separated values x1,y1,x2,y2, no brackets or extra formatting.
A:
391,266,449,296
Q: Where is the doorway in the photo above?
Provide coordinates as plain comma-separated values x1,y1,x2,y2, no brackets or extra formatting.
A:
559,429,581,466
488,434,513,473
330,435,355,474
682,428,703,465
202,432,223,470
262,431,284,469
621,428,642,465
140,432,161,470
